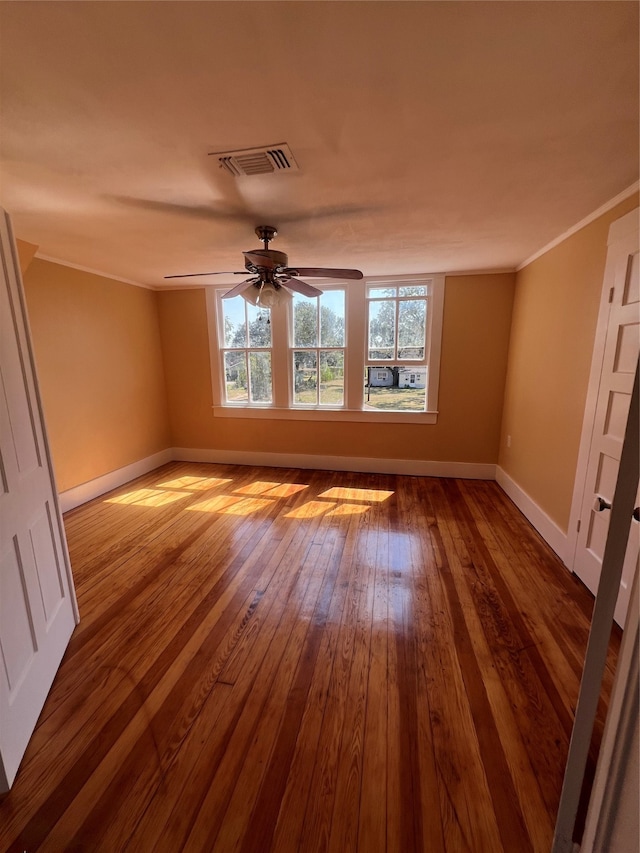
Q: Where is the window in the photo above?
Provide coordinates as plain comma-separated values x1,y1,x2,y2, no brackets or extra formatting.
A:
207,274,444,423
292,290,345,406
365,284,429,412
220,297,273,404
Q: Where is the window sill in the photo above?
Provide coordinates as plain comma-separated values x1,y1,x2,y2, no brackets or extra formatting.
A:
213,405,438,424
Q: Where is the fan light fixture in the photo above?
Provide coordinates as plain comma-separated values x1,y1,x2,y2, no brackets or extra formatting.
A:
241,280,291,309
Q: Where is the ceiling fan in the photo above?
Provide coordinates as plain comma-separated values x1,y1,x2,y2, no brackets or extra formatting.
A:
165,225,363,307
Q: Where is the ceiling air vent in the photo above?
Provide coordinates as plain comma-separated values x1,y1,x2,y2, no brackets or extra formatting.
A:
210,143,299,177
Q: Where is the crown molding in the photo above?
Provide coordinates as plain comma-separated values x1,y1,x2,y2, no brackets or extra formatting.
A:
516,181,640,272
34,254,155,290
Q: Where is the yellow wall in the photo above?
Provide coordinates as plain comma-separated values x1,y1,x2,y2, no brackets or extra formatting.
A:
499,193,639,532
23,259,171,492
158,272,515,463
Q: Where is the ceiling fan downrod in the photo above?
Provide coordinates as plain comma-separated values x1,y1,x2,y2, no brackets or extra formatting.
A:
255,225,277,249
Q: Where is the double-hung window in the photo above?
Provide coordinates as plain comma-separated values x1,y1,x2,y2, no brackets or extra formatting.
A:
365,284,430,413
292,290,346,406
208,273,444,423
220,298,273,404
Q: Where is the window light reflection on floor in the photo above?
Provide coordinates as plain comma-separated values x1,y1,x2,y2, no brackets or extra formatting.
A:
157,476,233,490
318,487,394,503
261,483,308,498
104,477,392,518
284,501,337,519
185,495,245,513
219,497,274,516
326,503,370,517
231,481,308,498
105,488,189,507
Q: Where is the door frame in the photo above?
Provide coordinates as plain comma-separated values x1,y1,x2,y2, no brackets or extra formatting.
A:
566,207,639,574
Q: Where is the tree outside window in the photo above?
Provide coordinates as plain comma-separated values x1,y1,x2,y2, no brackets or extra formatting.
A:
366,285,428,411
292,290,345,406
221,297,273,403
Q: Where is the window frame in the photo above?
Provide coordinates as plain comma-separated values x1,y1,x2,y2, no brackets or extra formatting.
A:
217,295,274,406
206,273,444,424
290,285,347,409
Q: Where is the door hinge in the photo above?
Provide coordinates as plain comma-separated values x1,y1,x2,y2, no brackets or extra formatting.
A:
608,287,615,303
577,519,581,532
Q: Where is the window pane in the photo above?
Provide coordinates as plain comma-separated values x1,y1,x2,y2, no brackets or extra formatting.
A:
320,350,344,406
249,352,272,403
399,285,427,297
293,350,317,404
293,294,318,347
368,287,397,298
224,351,248,402
247,304,271,347
222,297,246,348
398,300,426,359
320,290,345,347
368,300,395,360
364,365,427,412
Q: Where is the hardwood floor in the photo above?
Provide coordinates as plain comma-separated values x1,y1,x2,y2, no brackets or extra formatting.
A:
0,463,620,852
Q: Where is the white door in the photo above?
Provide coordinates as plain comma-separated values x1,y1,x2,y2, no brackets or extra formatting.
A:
572,209,639,627
0,209,78,790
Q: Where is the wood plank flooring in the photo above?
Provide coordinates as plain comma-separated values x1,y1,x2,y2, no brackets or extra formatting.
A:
0,463,621,852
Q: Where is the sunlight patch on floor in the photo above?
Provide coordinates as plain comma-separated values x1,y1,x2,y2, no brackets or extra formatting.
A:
157,476,233,490
105,488,189,507
218,497,275,516
262,483,309,498
233,481,287,496
326,503,370,517
186,495,245,513
318,487,394,503
284,501,337,519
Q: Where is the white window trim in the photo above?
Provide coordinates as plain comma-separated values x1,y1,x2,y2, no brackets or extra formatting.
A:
206,273,444,424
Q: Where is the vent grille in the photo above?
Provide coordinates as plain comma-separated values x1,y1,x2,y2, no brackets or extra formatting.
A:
210,143,299,177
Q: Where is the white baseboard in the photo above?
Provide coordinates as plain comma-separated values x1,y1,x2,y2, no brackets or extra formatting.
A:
58,449,174,512
172,447,496,480
57,446,499,513
495,466,569,564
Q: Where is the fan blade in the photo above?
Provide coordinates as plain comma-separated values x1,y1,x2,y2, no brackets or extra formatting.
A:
221,278,260,299
164,271,247,280
110,196,255,223
280,277,323,298
109,195,372,226
282,267,363,280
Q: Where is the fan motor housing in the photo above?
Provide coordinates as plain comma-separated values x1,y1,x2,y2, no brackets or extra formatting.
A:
244,249,289,271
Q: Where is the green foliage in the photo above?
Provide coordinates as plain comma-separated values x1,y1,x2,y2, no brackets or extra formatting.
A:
368,295,426,359
249,352,272,402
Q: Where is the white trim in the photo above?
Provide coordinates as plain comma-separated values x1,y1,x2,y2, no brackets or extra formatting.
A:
581,565,639,853
172,447,496,480
552,362,639,853
58,449,173,512
444,267,515,277
212,405,438,424
495,467,569,563
516,183,640,271
566,207,639,573
34,254,154,290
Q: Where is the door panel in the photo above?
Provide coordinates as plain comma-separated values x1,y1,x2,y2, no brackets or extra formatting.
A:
574,213,639,627
0,209,77,790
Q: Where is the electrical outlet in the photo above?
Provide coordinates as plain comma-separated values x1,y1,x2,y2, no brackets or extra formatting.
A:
506,435,512,448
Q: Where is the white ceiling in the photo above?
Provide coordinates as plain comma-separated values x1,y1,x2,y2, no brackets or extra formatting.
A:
1,1,638,288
